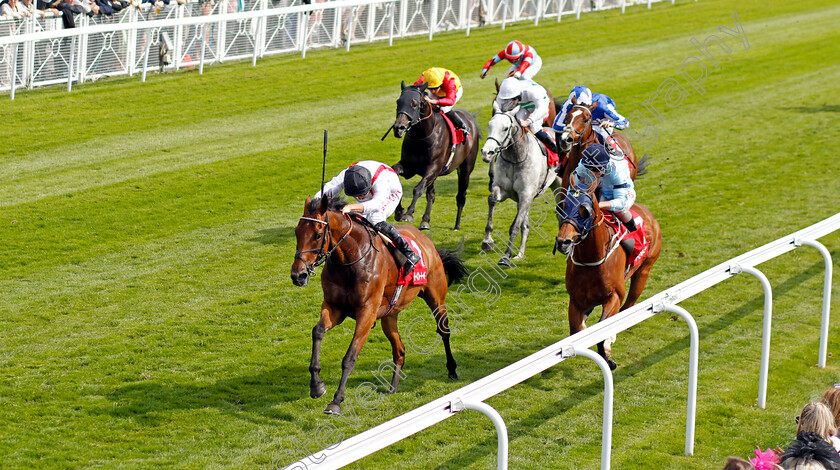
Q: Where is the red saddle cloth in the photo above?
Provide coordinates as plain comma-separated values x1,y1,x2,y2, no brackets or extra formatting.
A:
603,210,649,271
543,140,559,167
396,238,428,286
439,110,466,147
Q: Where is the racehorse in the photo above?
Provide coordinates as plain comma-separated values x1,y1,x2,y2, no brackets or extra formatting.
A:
556,104,644,201
554,186,661,369
391,82,480,231
493,77,560,125
480,101,563,266
291,196,468,415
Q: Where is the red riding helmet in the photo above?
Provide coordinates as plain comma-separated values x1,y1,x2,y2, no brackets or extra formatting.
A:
504,40,525,60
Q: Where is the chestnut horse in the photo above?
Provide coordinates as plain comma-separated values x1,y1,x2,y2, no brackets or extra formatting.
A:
391,82,480,231
554,187,661,369
291,196,468,415
556,104,644,201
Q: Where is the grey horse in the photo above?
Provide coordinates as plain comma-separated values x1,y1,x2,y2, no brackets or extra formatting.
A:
480,103,564,266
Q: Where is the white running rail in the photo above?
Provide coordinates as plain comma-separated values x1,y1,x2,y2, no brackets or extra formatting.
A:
285,212,838,470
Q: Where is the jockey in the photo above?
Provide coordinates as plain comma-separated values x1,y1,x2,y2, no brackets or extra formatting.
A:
480,40,542,81
314,160,421,275
495,77,557,160
553,86,630,157
572,144,637,236
413,67,470,137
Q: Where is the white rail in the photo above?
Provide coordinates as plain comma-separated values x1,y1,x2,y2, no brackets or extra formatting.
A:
1,0,685,96
286,212,839,469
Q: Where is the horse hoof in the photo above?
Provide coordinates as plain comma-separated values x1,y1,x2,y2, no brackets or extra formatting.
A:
607,359,617,371
453,225,460,231
481,241,494,252
513,254,525,261
498,257,511,267
310,382,326,399
324,403,342,415
400,215,414,223
449,372,459,380
419,222,431,231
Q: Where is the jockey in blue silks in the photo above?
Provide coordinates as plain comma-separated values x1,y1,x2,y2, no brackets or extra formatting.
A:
553,86,629,157
572,144,637,237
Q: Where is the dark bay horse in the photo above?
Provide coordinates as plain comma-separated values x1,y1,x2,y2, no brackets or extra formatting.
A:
291,196,468,415
391,82,480,231
556,104,644,200
554,187,662,369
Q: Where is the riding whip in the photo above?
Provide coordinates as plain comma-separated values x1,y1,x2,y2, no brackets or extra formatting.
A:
320,130,328,197
380,124,394,141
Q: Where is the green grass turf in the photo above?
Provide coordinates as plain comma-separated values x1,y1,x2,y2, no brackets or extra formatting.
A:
1,0,839,468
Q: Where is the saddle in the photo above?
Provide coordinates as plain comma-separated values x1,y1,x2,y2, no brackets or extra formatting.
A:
603,211,649,275
535,136,560,167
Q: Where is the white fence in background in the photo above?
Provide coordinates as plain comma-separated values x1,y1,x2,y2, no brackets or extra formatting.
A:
288,212,839,470
0,0,681,97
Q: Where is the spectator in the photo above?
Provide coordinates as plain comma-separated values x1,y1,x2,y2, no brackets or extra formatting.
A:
722,456,755,470
0,0,28,19
779,432,840,470
796,402,840,451
822,385,840,430
34,0,60,18
94,0,113,15
54,0,83,28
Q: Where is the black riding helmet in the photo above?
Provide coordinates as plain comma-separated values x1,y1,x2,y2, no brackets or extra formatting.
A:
344,165,372,198
581,144,611,173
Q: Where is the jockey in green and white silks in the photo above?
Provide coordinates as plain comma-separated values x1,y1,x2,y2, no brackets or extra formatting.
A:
495,77,557,157
572,144,637,232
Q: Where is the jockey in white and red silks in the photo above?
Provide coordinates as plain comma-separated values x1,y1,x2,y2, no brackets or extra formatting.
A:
481,40,543,80
314,160,421,275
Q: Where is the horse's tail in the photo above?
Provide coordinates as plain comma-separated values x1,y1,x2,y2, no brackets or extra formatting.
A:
437,239,468,286
635,154,651,178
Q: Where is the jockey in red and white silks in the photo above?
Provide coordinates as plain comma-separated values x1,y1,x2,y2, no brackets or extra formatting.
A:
481,40,543,80
314,160,402,225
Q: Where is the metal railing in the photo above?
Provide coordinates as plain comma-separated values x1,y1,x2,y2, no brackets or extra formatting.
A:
1,0,684,97
288,212,838,469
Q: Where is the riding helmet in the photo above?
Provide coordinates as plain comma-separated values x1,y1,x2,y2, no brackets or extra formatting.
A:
581,144,611,172
344,165,373,198
421,68,445,89
569,85,593,106
504,40,525,60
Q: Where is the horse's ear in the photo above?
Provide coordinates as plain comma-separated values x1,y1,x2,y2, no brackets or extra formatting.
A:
401,80,406,90
492,100,501,115
304,195,313,213
494,78,500,92
588,103,598,111
419,83,428,92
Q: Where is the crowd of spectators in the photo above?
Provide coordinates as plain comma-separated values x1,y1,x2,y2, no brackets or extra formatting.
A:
1,0,186,27
720,385,840,470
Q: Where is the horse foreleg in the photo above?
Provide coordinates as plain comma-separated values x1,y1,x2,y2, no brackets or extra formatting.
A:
325,313,376,415
310,302,344,399
500,197,530,265
419,182,436,230
568,300,588,336
380,315,406,393
404,175,433,222
597,294,622,370
482,187,501,252
511,197,534,261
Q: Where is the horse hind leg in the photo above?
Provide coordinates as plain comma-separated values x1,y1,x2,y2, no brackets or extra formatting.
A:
422,283,458,380
380,315,406,393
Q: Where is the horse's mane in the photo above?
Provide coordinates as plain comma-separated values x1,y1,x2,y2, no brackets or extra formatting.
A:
308,196,347,214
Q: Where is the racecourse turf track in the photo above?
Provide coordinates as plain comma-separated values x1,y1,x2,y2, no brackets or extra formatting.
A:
1,0,839,468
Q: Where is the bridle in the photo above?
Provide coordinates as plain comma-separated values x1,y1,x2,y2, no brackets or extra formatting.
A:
560,190,620,267
485,111,527,163
294,211,376,276
565,105,597,148
397,86,434,133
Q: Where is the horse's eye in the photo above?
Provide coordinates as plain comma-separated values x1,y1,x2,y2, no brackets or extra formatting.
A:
314,233,323,241
411,99,418,107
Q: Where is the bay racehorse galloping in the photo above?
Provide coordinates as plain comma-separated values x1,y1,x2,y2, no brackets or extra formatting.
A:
554,186,661,369
556,104,644,201
480,101,563,266
291,196,468,415
391,82,480,231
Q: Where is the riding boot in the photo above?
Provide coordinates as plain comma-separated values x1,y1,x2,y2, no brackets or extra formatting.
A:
555,149,568,176
375,221,421,276
622,217,638,233
534,129,557,154
445,110,470,138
